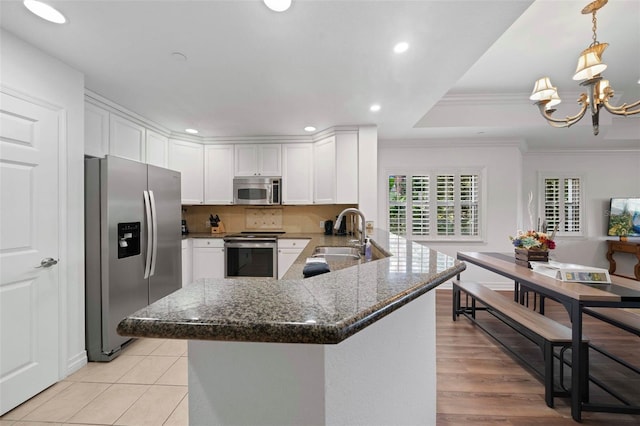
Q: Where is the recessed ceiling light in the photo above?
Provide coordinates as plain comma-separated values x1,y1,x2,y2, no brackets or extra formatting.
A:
264,0,292,12
23,0,66,24
393,42,409,54
304,126,316,132
370,104,381,112
185,128,199,134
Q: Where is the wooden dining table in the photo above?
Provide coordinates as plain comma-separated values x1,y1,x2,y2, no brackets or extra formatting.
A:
456,251,640,422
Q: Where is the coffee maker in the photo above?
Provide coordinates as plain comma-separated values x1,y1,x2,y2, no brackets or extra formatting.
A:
324,219,334,235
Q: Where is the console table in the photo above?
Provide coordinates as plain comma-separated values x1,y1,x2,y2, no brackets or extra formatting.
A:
606,240,640,281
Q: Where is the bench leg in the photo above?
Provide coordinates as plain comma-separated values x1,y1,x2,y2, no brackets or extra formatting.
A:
544,342,555,408
452,285,460,321
581,342,589,403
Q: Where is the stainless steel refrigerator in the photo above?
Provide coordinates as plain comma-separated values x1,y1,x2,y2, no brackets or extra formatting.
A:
85,156,181,361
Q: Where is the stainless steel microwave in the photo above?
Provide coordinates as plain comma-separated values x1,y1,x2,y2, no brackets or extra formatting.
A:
233,177,281,205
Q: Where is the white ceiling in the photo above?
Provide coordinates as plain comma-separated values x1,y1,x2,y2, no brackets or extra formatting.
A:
1,0,639,150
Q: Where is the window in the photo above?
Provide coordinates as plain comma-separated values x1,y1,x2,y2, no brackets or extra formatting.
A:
388,170,484,240
541,174,583,235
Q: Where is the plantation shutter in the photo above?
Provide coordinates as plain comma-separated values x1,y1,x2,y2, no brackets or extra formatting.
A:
460,174,479,236
564,177,581,232
436,175,455,236
543,176,582,234
411,175,429,235
544,178,561,231
388,175,407,235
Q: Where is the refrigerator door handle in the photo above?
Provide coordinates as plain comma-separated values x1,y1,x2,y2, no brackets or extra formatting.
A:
149,190,158,277
143,190,153,279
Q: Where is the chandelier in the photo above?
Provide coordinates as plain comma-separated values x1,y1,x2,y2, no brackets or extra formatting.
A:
529,0,640,135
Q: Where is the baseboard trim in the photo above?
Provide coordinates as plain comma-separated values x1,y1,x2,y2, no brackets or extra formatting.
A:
66,350,87,377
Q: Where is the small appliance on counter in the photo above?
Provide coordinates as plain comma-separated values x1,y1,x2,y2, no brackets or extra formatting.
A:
181,219,189,235
324,219,334,235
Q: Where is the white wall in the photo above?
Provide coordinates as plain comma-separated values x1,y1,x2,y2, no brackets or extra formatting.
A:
1,30,86,375
378,140,524,287
522,150,640,277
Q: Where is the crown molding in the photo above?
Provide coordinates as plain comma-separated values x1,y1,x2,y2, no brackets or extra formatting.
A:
380,137,525,149
84,89,172,136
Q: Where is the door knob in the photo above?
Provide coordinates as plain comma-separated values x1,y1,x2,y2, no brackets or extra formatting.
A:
35,258,58,268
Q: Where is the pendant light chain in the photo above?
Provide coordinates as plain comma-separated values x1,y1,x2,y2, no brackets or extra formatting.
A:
591,10,598,46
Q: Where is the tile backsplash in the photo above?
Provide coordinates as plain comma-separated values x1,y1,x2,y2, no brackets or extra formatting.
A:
182,204,357,234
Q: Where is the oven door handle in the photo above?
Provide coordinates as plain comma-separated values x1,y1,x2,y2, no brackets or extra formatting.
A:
223,241,277,249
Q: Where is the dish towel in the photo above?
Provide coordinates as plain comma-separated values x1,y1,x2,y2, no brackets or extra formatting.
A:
303,262,331,278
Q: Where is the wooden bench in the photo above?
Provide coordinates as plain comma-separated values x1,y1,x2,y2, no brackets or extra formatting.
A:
583,307,640,337
583,307,640,379
452,280,589,408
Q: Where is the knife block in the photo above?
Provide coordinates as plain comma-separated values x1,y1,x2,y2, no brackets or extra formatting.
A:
211,222,225,234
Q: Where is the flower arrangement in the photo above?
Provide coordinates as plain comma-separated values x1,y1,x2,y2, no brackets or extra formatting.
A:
510,230,556,251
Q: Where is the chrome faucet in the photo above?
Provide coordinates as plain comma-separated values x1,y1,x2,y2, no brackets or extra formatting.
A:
335,208,366,254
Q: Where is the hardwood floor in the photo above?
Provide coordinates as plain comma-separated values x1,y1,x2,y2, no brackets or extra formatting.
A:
435,289,640,425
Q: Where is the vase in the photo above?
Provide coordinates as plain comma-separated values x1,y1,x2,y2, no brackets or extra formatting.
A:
514,248,549,268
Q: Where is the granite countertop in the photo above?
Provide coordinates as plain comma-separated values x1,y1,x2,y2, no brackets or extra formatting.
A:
118,229,466,344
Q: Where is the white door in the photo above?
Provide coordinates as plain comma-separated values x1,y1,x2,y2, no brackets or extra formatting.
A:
0,92,60,414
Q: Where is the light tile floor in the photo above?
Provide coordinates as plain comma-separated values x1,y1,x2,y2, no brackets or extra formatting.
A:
1,339,188,426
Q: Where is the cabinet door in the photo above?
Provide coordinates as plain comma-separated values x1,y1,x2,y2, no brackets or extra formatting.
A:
146,130,169,168
109,113,146,162
235,144,282,176
335,132,358,204
204,145,234,204
234,145,259,176
277,239,309,279
169,139,204,204
282,143,313,204
258,144,282,176
84,102,109,158
313,136,336,204
181,239,192,287
193,246,225,280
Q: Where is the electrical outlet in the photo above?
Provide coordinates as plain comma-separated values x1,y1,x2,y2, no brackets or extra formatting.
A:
320,220,325,228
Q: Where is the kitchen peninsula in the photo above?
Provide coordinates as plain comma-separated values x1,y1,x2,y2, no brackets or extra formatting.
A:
118,229,465,425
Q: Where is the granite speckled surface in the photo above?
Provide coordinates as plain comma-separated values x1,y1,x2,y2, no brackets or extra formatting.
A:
118,229,466,344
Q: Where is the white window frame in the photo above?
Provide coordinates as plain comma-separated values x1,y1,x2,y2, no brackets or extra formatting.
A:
386,168,487,242
538,172,585,237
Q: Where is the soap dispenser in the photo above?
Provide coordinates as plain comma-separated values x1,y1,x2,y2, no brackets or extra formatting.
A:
364,238,372,261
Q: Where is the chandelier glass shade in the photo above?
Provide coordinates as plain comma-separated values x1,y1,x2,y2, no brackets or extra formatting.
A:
530,0,640,135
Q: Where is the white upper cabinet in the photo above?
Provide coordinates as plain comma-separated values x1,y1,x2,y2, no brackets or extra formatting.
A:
169,139,204,204
234,144,282,176
84,102,109,158
145,129,169,168
313,133,358,204
313,136,336,204
204,144,234,204
109,113,146,162
335,132,358,204
282,143,313,205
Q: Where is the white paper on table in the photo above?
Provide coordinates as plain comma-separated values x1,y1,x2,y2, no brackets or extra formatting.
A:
530,260,611,284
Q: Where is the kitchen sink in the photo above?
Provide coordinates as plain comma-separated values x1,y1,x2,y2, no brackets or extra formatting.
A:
311,246,361,259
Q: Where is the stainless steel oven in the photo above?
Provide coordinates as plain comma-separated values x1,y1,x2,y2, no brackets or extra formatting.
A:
224,234,278,278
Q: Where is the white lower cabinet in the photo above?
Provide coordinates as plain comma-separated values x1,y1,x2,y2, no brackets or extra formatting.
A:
277,239,309,279
181,239,192,287
193,239,225,280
